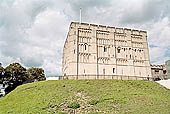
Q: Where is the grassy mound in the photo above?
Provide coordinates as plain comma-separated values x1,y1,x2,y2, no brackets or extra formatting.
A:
0,79,170,114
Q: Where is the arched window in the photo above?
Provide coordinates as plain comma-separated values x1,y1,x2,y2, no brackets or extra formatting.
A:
118,49,120,53
117,48,121,53
113,68,115,74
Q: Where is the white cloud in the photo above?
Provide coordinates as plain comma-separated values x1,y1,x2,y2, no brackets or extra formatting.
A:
148,17,170,64
0,0,170,76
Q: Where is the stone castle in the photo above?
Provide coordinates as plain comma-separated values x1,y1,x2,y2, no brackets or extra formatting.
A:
62,22,152,79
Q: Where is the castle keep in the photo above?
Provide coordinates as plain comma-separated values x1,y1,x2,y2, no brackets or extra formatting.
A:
62,22,152,79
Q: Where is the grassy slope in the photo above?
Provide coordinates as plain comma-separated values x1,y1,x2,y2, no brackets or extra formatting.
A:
0,80,170,114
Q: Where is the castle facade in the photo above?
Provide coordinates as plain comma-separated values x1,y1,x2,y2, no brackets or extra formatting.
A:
62,22,152,79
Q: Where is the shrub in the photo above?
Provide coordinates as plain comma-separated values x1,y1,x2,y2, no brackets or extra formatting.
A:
68,102,80,109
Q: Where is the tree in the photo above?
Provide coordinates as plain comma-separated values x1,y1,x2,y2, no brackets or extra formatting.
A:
1,63,46,94
165,60,170,79
0,64,5,83
27,67,46,81
4,63,27,93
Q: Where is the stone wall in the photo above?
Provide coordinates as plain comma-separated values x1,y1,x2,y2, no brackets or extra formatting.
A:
62,22,152,79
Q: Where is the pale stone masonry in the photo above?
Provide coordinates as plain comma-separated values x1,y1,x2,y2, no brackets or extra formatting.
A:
151,64,167,80
62,22,152,79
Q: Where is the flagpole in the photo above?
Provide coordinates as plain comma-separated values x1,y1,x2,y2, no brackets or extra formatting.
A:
80,8,82,23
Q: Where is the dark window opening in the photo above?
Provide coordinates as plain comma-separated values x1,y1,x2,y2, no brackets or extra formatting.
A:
85,45,87,50
163,70,166,74
155,70,159,73
104,47,107,52
74,49,75,54
103,69,105,75
130,55,131,59
113,68,115,74
117,49,121,53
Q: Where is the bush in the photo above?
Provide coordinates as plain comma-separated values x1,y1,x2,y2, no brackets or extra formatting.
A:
88,99,99,105
68,102,80,109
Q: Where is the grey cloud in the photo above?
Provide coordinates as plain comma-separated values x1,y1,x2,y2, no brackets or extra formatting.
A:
120,0,169,24
0,0,170,77
64,0,112,22
21,56,44,67
66,0,111,11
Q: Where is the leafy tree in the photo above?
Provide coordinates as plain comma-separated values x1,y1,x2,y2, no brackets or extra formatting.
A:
4,63,27,93
1,63,46,94
165,60,170,79
0,64,5,83
27,67,46,81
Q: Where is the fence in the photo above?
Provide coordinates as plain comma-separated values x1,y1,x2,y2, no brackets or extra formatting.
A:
61,75,155,81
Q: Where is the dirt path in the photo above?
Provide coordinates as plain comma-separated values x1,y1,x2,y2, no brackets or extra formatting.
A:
156,79,170,89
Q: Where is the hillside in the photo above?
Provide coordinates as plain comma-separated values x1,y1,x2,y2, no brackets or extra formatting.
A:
0,80,170,114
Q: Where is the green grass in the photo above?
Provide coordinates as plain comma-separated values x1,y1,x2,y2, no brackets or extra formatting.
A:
0,79,170,114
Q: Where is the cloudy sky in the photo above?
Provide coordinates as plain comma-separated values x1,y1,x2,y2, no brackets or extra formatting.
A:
0,0,170,76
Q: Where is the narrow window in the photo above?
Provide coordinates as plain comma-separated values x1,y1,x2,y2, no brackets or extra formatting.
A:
113,68,115,74
103,69,105,75
74,49,75,54
85,45,87,50
104,47,107,52
130,54,131,59
118,49,121,53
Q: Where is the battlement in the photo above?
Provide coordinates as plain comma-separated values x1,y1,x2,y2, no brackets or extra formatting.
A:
70,22,147,34
151,64,166,70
